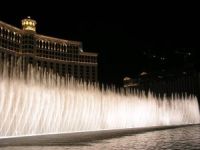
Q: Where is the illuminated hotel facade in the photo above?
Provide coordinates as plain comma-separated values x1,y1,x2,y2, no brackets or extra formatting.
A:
0,17,98,82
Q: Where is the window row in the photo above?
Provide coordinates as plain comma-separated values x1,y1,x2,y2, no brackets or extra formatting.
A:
0,27,21,43
36,40,79,53
35,50,97,63
0,38,20,51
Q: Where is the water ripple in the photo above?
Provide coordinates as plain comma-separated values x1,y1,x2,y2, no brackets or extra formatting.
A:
0,125,200,150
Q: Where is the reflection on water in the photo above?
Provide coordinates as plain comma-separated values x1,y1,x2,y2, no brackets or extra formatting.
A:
1,125,200,150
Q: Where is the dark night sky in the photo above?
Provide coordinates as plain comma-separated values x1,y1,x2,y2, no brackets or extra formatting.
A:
1,4,199,86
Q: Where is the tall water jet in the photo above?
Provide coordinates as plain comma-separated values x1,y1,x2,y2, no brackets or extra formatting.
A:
0,58,200,137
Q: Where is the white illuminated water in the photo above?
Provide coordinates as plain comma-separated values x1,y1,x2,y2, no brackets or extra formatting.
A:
0,60,200,137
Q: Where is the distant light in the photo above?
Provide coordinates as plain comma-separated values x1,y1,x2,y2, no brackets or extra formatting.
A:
123,76,132,81
124,83,139,87
140,72,147,76
161,57,166,60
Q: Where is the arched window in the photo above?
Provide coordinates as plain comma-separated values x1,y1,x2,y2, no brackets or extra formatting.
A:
57,44,60,51
49,43,52,50
2,29,5,38
47,42,49,49
4,30,6,39
36,40,39,48
0,27,3,36
41,40,44,48
17,34,20,43
39,40,42,48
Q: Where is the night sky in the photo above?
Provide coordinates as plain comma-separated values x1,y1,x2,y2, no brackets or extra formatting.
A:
1,5,199,86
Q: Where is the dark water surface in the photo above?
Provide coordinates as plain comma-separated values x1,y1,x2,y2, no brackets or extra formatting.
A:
0,125,199,150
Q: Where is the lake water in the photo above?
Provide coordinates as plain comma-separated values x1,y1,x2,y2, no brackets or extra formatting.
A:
0,125,199,150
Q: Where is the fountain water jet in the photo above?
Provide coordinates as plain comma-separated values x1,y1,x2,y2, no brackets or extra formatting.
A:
0,59,200,137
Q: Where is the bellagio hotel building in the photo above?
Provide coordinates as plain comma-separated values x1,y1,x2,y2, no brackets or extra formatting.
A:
0,17,98,82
